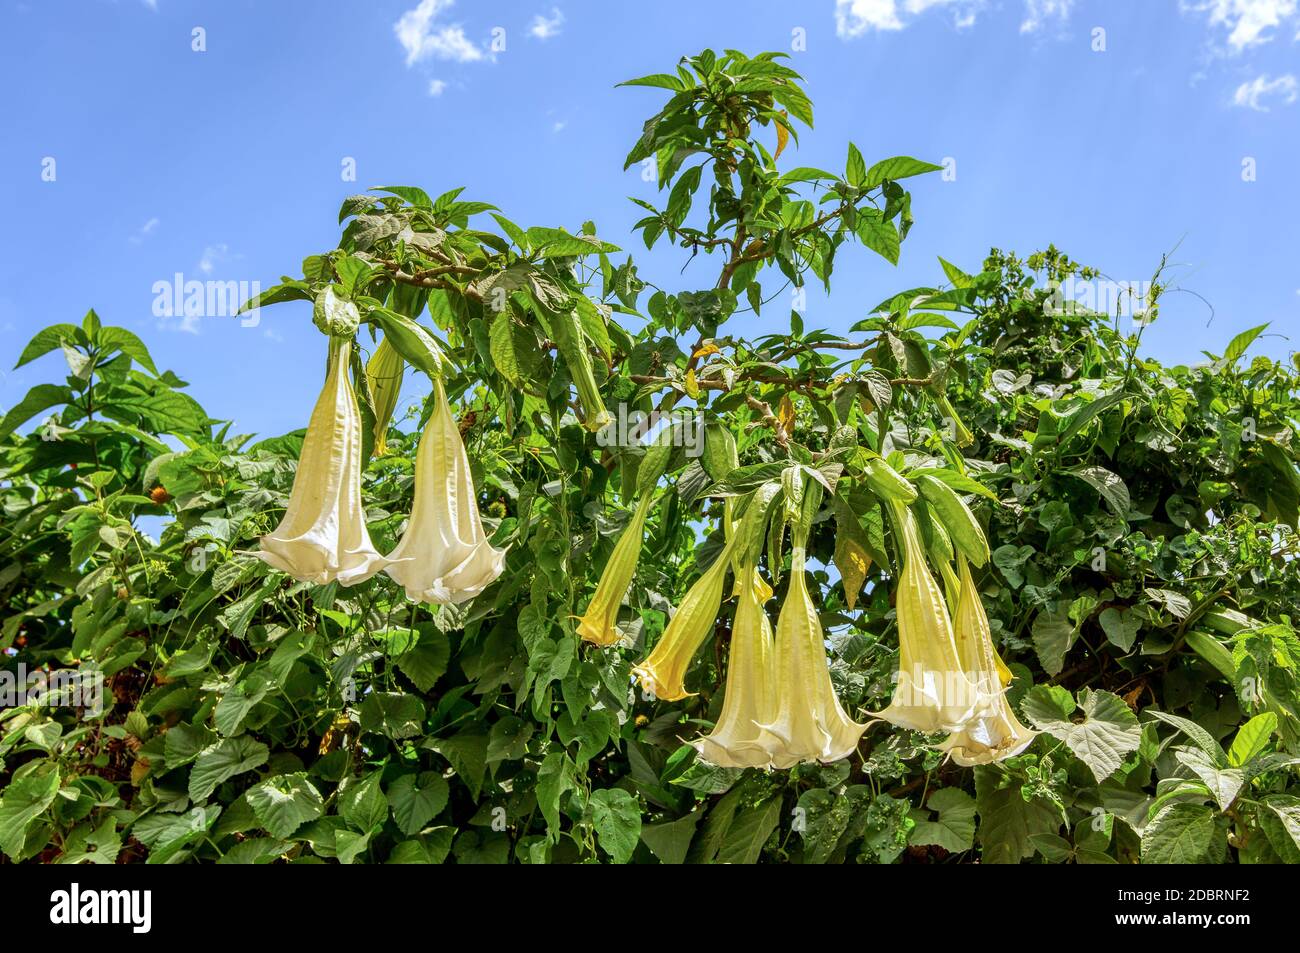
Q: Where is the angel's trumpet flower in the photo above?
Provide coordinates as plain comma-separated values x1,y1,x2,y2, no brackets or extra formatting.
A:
693,565,779,768
759,536,867,768
633,538,735,702
872,501,978,733
256,339,390,586
365,337,405,457
577,493,654,647
941,557,1037,765
385,377,506,604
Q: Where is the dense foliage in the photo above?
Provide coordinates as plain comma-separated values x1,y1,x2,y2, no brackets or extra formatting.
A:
3,50,1299,865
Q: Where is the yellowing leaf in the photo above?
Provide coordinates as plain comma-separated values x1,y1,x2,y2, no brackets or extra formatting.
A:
777,394,796,436
684,368,701,400
774,110,789,161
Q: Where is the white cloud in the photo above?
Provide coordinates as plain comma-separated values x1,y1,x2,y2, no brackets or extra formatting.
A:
1020,0,1074,33
198,243,228,275
394,0,484,66
129,217,160,245
427,79,447,96
530,7,564,40
552,120,567,133
1232,72,1298,109
837,0,1077,36
141,0,158,9
1182,0,1298,51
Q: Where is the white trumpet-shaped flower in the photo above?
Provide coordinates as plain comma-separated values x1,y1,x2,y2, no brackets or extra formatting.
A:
759,539,868,768
385,377,506,604
256,340,390,586
693,565,779,768
872,501,978,733
940,557,1037,765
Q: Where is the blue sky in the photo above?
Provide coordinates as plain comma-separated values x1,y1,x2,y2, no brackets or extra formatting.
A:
2,0,1297,440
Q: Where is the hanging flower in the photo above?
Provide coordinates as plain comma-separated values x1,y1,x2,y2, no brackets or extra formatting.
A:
632,539,734,702
758,533,867,768
940,557,1037,765
872,501,978,733
365,337,405,457
385,377,506,604
577,493,654,647
255,339,389,586
693,565,779,768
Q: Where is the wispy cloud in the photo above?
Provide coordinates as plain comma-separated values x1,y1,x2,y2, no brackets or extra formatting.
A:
427,79,447,97
129,217,160,245
198,243,229,275
836,0,1072,36
552,119,567,133
395,0,484,65
1232,72,1298,109
1020,0,1073,33
1181,0,1298,52
141,0,158,10
530,7,564,40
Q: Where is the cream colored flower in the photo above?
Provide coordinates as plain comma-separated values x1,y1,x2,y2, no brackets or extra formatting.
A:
759,538,867,768
256,339,389,586
632,538,735,702
577,493,654,647
940,557,1037,765
385,377,506,604
872,501,978,733
693,566,779,768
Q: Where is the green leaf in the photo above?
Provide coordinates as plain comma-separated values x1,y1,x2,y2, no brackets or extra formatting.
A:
1099,606,1142,652
617,73,686,90
589,788,642,864
340,772,389,834
489,309,542,388
394,626,450,693
1141,803,1224,864
844,142,866,188
864,156,943,189
1259,795,1300,863
1022,688,1140,782
432,729,488,799
0,384,73,441
14,324,81,368
640,811,701,865
1222,323,1268,364
1057,391,1125,448
1147,710,1228,767
359,692,426,740
1173,747,1244,811
1031,608,1075,676
1228,712,1277,768
910,787,976,854
98,327,159,375
974,766,1061,864
855,211,900,265
387,772,450,836
487,716,534,763
1065,465,1130,516
188,735,269,802
245,773,324,839
0,770,60,859
716,794,781,865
